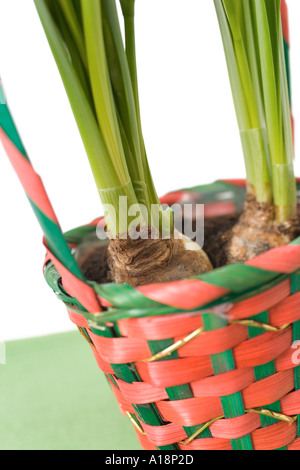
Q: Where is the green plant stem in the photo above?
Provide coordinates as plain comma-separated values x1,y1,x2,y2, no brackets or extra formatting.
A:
254,0,282,165
102,0,150,210
49,1,94,108
36,0,171,235
215,0,297,222
81,0,128,180
120,0,160,208
35,0,140,236
214,0,272,205
254,0,296,222
57,0,87,69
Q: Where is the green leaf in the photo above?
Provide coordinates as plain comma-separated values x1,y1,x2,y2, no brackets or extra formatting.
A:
102,0,146,194
34,0,120,191
81,0,129,184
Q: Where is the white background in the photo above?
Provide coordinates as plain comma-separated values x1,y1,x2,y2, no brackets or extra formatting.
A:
0,0,299,341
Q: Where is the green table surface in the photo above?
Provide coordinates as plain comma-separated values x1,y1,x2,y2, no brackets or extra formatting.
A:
0,331,141,450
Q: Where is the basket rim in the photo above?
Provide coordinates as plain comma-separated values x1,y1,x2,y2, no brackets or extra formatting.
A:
44,179,300,322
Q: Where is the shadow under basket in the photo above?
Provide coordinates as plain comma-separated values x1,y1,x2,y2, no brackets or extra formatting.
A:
44,180,300,451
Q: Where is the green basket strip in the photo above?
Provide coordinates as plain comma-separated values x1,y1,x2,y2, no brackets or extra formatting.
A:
64,225,99,244
202,312,253,451
0,95,85,282
107,373,118,389
291,237,300,246
291,273,300,437
44,262,84,309
181,181,245,197
0,95,28,158
81,305,179,326
147,340,212,441
92,282,161,309
292,273,300,294
179,182,246,212
198,265,280,292
31,199,85,280
89,326,177,451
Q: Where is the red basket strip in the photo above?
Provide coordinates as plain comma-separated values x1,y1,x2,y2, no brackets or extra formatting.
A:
176,324,248,357
234,327,292,369
159,191,185,206
281,0,290,45
204,201,236,217
91,349,114,375
136,432,157,451
108,379,135,415
242,370,294,410
276,344,300,372
184,368,254,397
209,413,261,440
246,245,300,273
287,438,300,451
223,179,247,187
116,379,168,405
88,331,151,364
45,248,100,313
138,280,229,310
136,357,213,388
67,310,90,329
281,390,300,416
179,437,232,451
118,313,203,341
251,421,297,451
156,396,224,427
0,128,59,224
228,280,291,320
141,422,187,447
269,292,300,327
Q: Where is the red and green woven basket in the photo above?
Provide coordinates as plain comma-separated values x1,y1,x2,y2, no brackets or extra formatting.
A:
1,108,300,451
43,180,300,451
1,0,300,451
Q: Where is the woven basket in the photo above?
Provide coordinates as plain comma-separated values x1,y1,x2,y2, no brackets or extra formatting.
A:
43,179,300,451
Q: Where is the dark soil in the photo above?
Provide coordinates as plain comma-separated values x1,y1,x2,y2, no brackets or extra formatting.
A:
203,214,240,268
75,238,111,284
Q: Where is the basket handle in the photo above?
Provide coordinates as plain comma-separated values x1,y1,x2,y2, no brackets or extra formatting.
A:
0,83,100,312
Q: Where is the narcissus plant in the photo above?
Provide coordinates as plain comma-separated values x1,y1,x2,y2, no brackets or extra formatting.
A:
214,0,298,263
34,0,212,285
